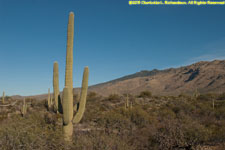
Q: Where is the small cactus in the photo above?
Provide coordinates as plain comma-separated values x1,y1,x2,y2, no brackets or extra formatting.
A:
21,98,27,117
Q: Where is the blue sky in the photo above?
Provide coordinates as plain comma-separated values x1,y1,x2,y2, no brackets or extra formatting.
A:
0,0,225,96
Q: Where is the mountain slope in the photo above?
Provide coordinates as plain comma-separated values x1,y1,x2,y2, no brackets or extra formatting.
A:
11,60,225,100
88,60,225,96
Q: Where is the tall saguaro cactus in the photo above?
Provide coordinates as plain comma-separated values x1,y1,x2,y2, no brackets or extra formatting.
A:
60,12,89,142
2,91,5,104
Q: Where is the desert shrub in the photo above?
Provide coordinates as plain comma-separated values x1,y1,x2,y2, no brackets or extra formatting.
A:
88,91,97,98
152,117,209,150
129,107,152,127
166,100,195,116
97,110,131,133
0,113,64,150
138,91,152,98
106,94,121,102
214,107,225,120
30,99,46,111
0,111,8,122
207,120,225,143
197,94,212,101
178,93,189,98
130,125,158,150
1,92,225,150
217,92,225,100
157,107,176,120
72,130,134,150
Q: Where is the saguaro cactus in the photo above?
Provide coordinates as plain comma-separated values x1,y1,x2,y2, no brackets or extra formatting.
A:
21,98,27,116
2,91,5,104
125,94,133,109
193,88,200,99
53,61,59,112
125,94,129,109
60,12,89,142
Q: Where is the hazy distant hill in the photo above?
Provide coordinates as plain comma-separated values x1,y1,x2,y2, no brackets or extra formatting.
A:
11,60,225,100
88,60,225,96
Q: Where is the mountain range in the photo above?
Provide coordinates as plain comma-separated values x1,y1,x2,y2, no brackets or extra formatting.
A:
88,59,225,96
11,59,225,100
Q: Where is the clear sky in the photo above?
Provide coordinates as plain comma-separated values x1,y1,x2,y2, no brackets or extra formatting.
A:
0,0,225,96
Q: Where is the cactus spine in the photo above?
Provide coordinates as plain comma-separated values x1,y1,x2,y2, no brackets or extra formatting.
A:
2,91,5,104
21,98,27,116
53,61,59,112
61,12,89,142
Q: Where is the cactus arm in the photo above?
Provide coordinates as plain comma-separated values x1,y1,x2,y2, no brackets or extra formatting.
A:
73,67,89,124
53,61,59,111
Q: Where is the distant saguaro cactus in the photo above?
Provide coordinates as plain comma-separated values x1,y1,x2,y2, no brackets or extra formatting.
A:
21,98,27,117
47,88,52,110
2,91,5,104
53,12,89,142
125,94,129,109
53,61,59,112
125,94,133,109
193,88,200,99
